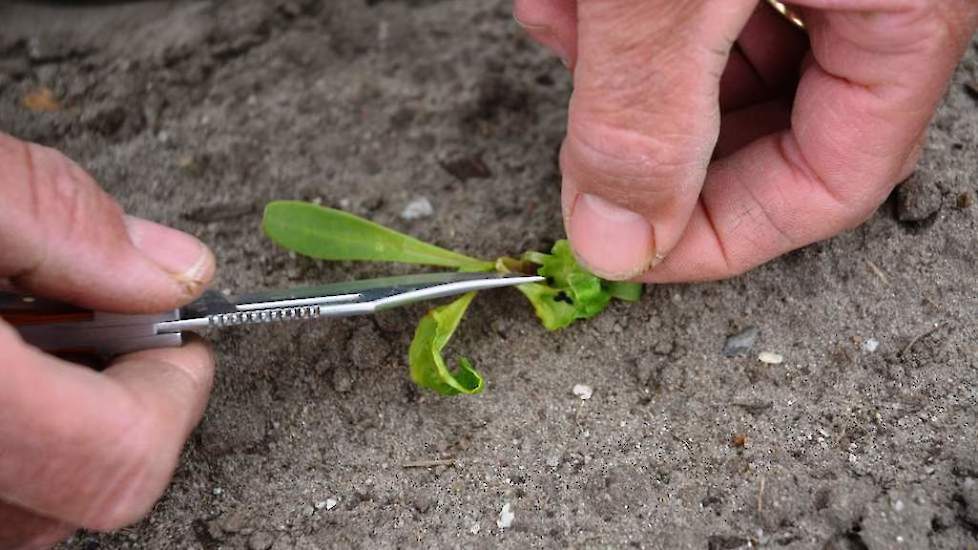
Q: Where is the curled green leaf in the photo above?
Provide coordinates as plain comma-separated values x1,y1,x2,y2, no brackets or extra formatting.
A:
519,239,643,330
408,292,484,396
262,200,494,271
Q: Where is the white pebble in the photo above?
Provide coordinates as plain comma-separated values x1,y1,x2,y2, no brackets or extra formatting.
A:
469,522,481,535
314,500,327,510
862,338,880,353
212,487,223,496
893,499,905,512
400,197,434,220
758,351,784,365
496,503,514,529
572,384,593,400
325,497,338,510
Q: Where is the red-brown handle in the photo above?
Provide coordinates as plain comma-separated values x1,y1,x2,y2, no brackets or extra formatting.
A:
0,292,95,326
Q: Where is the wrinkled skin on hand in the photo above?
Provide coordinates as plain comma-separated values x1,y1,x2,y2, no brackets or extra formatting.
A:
0,132,217,548
514,0,978,281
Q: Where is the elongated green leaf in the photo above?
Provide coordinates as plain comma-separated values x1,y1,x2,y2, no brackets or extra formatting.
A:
262,201,494,271
409,292,484,395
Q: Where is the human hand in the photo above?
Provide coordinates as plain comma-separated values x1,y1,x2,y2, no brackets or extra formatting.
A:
514,0,978,281
0,132,216,548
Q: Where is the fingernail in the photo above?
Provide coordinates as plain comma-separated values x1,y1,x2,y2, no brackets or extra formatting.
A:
513,12,549,32
567,192,656,280
512,14,570,68
125,216,211,285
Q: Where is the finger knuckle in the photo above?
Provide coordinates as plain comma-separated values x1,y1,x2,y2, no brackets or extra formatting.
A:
890,0,966,53
564,118,709,203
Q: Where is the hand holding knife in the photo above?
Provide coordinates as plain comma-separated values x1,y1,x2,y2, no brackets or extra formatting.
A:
1,272,542,357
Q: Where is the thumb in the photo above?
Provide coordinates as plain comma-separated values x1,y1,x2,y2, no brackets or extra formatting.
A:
562,0,758,279
0,132,214,312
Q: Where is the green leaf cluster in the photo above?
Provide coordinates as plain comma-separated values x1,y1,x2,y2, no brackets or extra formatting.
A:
262,200,643,396
518,240,641,330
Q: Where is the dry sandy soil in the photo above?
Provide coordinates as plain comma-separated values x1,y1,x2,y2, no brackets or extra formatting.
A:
2,1,978,548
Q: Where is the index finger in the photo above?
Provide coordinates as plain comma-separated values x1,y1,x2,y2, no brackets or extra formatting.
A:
643,0,977,282
0,324,214,530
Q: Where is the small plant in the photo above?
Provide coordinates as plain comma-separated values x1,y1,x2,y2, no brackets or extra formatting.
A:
262,200,642,396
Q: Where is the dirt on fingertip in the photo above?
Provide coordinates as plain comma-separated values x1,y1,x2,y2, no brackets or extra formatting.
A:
2,2,977,548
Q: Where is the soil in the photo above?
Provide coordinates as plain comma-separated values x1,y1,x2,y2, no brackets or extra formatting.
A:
2,1,977,548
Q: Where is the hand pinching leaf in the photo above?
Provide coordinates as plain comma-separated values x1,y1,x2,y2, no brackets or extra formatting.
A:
409,292,484,396
262,201,644,396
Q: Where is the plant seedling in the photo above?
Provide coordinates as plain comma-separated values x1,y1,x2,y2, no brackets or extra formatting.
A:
262,200,642,396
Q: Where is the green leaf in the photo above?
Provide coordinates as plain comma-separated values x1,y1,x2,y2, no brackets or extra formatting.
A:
606,281,643,302
519,239,643,330
408,292,484,395
528,239,609,319
515,283,578,330
262,201,494,271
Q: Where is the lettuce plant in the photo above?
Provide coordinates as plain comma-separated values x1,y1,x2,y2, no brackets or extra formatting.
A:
263,200,641,396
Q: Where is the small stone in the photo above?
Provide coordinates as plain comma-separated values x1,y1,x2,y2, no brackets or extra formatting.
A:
301,505,314,516
325,497,338,510
218,510,248,533
22,87,60,113
957,191,975,209
332,368,354,393
400,197,434,220
440,154,492,182
469,522,481,535
722,326,759,357
862,338,880,353
212,486,224,496
206,519,225,541
496,503,514,529
572,384,593,400
896,172,942,222
758,351,784,365
314,500,327,510
248,531,274,550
